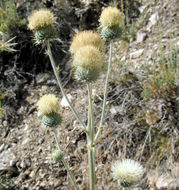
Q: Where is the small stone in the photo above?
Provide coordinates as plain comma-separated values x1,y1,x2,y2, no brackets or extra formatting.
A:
136,32,147,43
130,49,144,59
121,56,126,61
139,5,147,13
0,144,5,153
29,170,35,178
147,12,159,31
22,138,30,145
41,85,48,91
149,12,159,25
171,162,179,178
60,94,73,108
9,159,16,167
110,106,117,114
3,120,8,127
20,161,27,169
38,138,44,145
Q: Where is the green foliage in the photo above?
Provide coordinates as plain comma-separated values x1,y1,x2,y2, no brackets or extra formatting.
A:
122,6,148,43
0,0,23,33
141,47,178,99
0,176,14,190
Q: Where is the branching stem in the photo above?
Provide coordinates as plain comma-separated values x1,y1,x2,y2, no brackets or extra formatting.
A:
46,40,87,132
53,129,80,190
94,42,113,143
87,83,96,190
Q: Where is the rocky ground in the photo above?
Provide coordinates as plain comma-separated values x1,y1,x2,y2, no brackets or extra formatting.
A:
0,0,179,189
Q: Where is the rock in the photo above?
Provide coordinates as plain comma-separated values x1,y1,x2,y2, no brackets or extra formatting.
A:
171,162,179,178
20,160,27,169
149,12,159,25
136,32,147,43
29,170,35,178
0,144,5,153
0,150,16,164
110,106,117,114
110,106,123,115
147,12,159,31
139,5,147,13
145,109,161,126
38,138,44,145
36,73,50,84
3,120,8,127
148,170,179,190
155,175,179,190
60,94,73,108
130,49,144,59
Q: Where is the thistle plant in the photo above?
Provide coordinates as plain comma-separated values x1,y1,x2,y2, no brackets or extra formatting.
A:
99,6,124,40
28,9,56,44
37,94,79,190
111,159,144,190
0,32,17,52
28,6,143,190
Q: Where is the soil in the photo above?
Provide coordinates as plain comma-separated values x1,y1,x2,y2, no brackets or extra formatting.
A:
0,0,179,189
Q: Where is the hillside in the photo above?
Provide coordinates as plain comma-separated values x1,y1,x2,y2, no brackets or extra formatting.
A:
0,0,178,189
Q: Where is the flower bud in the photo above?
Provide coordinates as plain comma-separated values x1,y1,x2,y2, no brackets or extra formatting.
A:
52,149,64,162
28,9,56,43
111,159,144,188
37,94,60,116
73,45,103,82
99,7,124,40
42,113,62,128
70,30,104,55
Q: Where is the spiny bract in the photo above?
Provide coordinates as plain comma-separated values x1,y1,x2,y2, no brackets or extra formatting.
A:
28,9,56,31
42,113,62,128
37,94,60,115
70,30,104,55
52,149,64,162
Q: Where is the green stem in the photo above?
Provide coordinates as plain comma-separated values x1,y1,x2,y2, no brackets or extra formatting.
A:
53,129,80,190
87,83,94,141
46,40,87,132
94,42,113,143
87,83,96,190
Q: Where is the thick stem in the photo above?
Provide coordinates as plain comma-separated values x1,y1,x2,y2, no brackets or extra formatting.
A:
94,42,113,143
87,83,96,190
87,83,94,142
88,148,95,190
53,129,80,190
46,40,87,132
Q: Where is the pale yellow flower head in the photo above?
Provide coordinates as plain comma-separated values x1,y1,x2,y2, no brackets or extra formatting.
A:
70,30,104,55
99,6,124,28
37,94,60,115
111,159,144,185
73,45,103,71
28,9,56,30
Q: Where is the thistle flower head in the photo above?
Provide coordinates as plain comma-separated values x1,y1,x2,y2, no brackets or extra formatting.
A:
111,159,144,187
99,6,124,28
73,45,103,71
28,9,56,31
70,30,104,55
52,149,64,162
37,94,60,115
